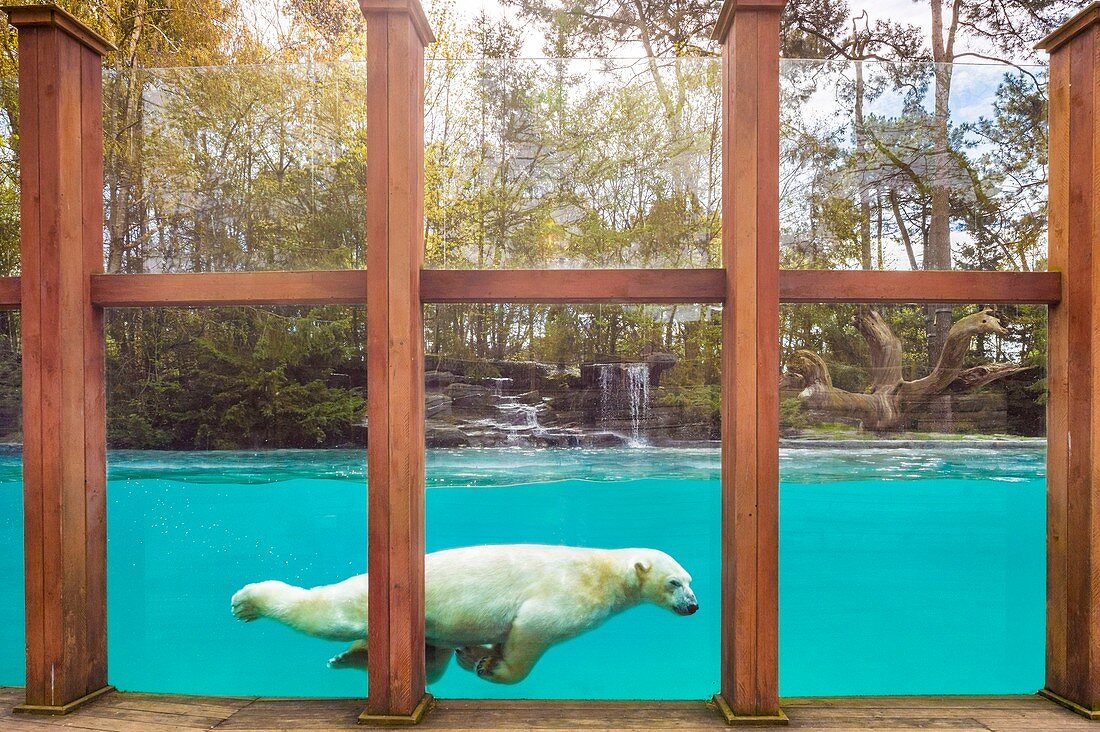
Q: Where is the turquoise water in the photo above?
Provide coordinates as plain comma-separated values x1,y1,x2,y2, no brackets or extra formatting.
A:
0,446,1045,698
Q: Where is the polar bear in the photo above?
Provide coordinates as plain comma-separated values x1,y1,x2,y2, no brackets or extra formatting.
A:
231,544,697,684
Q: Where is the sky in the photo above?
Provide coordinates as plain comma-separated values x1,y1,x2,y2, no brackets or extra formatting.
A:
428,0,1043,63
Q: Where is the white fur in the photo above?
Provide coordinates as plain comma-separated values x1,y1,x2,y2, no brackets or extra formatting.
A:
231,544,697,684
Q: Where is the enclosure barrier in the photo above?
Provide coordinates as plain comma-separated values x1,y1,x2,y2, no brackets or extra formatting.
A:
0,0,1093,726
1038,2,1100,720
1,3,114,715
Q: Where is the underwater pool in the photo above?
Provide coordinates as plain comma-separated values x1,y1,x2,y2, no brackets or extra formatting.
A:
0,446,1045,699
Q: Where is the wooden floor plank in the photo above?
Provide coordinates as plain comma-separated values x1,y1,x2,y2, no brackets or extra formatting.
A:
0,688,1094,731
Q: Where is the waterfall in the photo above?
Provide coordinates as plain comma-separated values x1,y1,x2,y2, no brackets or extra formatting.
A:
598,364,615,422
495,397,545,441
596,362,651,445
624,363,650,445
487,377,512,396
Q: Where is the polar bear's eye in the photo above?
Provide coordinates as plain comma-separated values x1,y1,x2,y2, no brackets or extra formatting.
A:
668,579,682,589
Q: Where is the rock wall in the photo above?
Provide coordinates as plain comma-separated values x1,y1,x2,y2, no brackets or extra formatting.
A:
781,386,1037,436
421,354,719,448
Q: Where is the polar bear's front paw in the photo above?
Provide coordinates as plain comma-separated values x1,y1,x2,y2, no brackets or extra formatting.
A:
231,581,282,622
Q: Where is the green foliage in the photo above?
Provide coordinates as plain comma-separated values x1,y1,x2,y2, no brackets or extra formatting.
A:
104,307,365,449
780,397,808,431
0,2,1061,447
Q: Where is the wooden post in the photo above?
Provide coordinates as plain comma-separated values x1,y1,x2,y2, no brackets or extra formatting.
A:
712,0,787,724
2,3,114,716
1038,2,1100,720
360,0,434,725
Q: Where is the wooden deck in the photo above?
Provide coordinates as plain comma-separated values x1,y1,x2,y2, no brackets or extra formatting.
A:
0,687,1095,731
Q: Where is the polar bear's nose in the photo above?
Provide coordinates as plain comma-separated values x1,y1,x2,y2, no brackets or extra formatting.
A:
676,599,699,616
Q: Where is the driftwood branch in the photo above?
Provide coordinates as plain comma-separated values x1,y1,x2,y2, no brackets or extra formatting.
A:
855,308,903,392
788,350,899,428
788,308,1021,430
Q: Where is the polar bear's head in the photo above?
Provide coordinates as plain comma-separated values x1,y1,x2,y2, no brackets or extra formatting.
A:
632,550,698,616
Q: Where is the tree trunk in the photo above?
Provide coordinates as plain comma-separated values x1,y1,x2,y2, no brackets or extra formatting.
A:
854,60,872,270
926,0,957,361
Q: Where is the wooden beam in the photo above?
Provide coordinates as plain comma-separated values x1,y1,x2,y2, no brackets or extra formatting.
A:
84,269,1061,308
714,0,786,724
90,271,368,307
0,277,17,308
357,0,434,45
711,0,783,42
421,269,726,303
1036,1,1100,53
1040,6,1100,719
779,270,1061,304
0,4,115,55
4,7,111,715
360,0,432,725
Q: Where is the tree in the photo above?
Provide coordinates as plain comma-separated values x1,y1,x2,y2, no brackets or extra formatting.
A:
919,0,1071,354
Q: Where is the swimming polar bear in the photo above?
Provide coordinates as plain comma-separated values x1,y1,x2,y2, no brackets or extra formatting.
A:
231,544,698,684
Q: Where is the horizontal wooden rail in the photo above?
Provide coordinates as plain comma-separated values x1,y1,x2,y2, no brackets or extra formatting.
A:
421,268,727,303
0,269,1065,310
90,271,368,307
0,276,16,308
780,270,1062,304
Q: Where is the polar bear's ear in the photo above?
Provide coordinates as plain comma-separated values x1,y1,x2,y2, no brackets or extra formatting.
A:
634,559,652,576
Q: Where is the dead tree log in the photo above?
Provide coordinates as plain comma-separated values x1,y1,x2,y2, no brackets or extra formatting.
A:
787,308,1030,430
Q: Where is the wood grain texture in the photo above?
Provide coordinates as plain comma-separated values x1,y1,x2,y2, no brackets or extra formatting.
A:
90,271,368,307
5,7,111,711
80,43,108,692
18,22,45,706
0,4,116,54
717,0,784,720
1042,13,1100,713
421,269,726,303
780,270,1061,304
357,0,435,44
1036,1,1100,52
0,276,17,307
83,269,1061,309
1045,41,1071,700
362,1,430,720
753,6,780,712
1,688,1097,731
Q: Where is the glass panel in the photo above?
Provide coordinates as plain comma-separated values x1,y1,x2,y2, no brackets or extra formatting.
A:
0,76,16,276
423,303,719,699
103,64,366,273
780,303,1046,694
425,58,722,269
780,60,1047,272
0,311,20,685
1,75,22,683
106,306,367,696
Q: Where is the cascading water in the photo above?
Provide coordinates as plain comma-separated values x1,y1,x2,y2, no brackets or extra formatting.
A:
487,377,512,396
598,364,614,421
596,362,651,445
624,363,650,445
497,399,542,432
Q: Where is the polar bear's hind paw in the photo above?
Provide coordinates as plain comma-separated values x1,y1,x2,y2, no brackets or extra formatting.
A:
329,640,368,670
455,645,493,672
474,655,500,679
